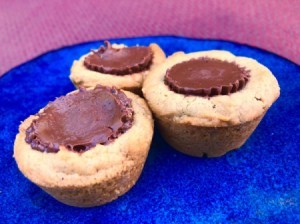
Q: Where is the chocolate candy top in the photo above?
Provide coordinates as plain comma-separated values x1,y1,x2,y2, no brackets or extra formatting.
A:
84,41,153,75
25,86,134,153
164,57,250,96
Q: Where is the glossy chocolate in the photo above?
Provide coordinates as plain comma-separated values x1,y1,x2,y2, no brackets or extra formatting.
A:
25,86,134,153
165,57,250,96
84,41,153,75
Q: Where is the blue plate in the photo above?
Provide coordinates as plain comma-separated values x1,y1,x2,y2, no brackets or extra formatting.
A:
1,36,299,223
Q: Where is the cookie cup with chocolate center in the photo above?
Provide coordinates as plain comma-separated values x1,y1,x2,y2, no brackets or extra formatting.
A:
143,50,280,157
70,42,166,95
14,86,153,207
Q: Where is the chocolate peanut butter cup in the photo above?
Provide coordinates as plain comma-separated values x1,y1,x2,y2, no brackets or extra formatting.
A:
25,85,133,153
84,41,153,75
165,57,250,96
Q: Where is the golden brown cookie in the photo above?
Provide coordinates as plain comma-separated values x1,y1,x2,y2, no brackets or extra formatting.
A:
14,86,153,207
70,42,166,95
143,50,280,157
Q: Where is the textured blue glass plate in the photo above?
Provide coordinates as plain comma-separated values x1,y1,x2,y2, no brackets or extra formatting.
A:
0,36,299,223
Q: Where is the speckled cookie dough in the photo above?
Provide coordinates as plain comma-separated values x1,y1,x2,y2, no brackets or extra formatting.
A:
143,50,280,157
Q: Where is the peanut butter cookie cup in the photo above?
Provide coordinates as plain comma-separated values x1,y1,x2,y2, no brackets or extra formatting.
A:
14,85,153,207
70,41,166,95
143,50,280,157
